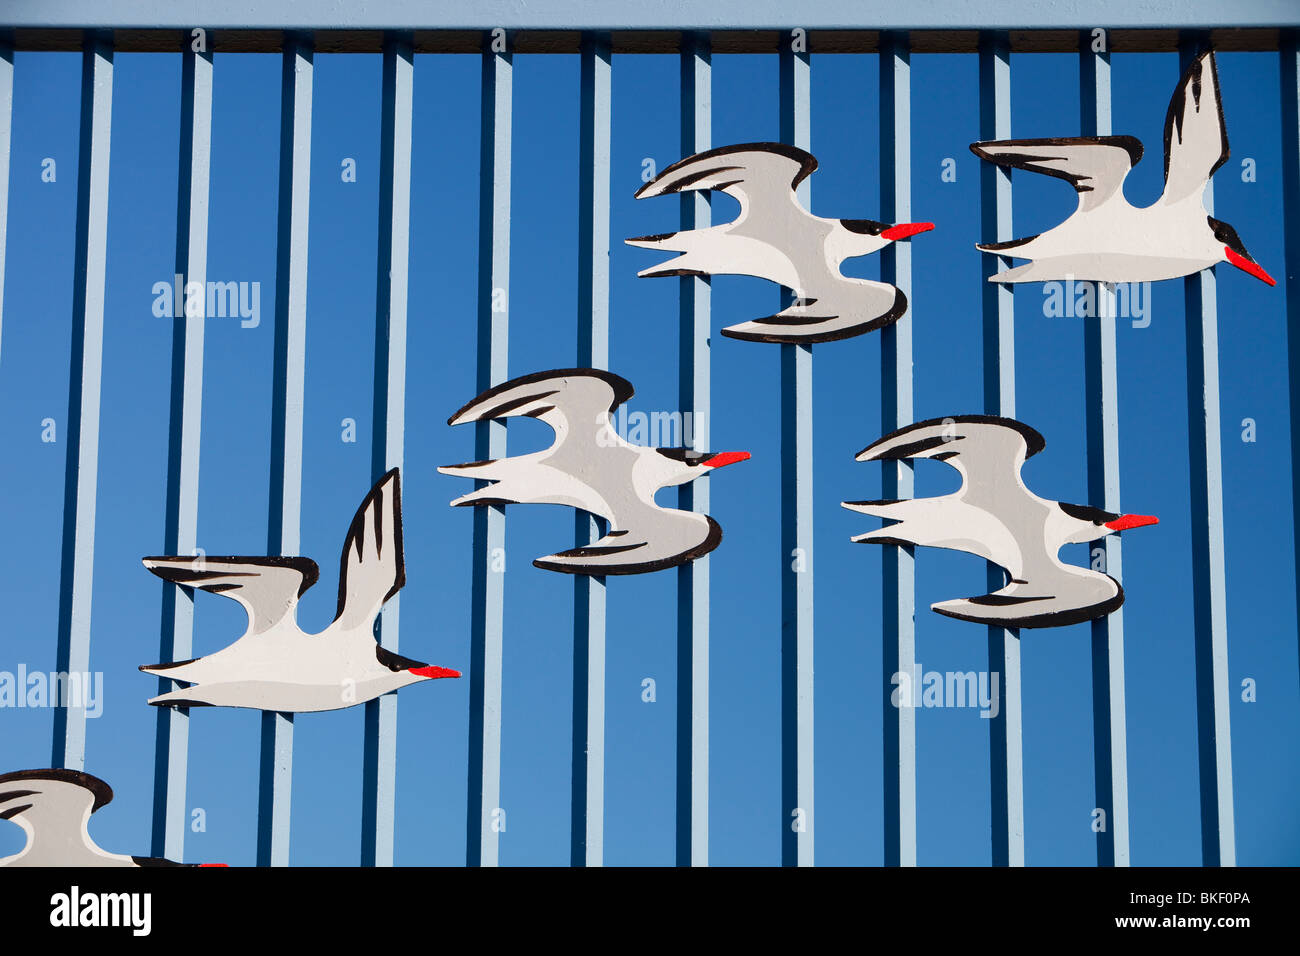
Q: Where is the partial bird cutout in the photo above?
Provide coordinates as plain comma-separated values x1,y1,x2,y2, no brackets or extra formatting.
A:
0,769,224,867
844,416,1158,628
140,469,460,712
440,368,749,574
627,142,934,343
970,51,1274,286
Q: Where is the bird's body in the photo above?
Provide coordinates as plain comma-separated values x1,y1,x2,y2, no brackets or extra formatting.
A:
971,52,1274,287
844,416,1158,628
440,369,748,574
0,769,218,867
140,470,459,712
627,143,932,343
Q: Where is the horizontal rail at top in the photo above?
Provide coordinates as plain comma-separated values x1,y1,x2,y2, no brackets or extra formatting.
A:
2,28,1296,55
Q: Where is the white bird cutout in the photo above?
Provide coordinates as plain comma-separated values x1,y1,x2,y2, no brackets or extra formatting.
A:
440,369,749,574
140,469,460,712
970,50,1274,286
844,416,1158,628
0,769,224,867
627,142,934,343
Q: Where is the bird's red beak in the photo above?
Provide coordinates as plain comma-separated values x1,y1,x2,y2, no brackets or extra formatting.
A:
199,863,229,867
410,666,461,679
701,451,751,469
1224,247,1275,286
1105,514,1159,531
881,222,935,241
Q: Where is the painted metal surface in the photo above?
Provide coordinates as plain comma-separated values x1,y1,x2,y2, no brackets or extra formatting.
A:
52,32,112,775
466,32,511,868
1284,33,1300,700
573,33,611,867
259,33,313,867
6,0,1296,31
779,40,814,868
677,29,711,868
1180,39,1236,869
0,38,10,366
1080,40,1131,868
362,31,414,870
978,32,1024,868
151,41,212,863
879,31,916,869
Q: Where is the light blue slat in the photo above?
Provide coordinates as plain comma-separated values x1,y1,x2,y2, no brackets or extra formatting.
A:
52,31,112,773
362,32,414,868
1080,40,1131,868
1283,33,1300,698
259,32,314,868
779,40,814,868
152,40,213,863
1179,39,1236,869
467,32,511,868
978,32,1024,868
571,31,611,868
676,29,711,868
880,31,917,869
0,37,11,367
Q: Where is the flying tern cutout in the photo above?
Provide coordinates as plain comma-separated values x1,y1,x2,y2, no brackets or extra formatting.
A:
0,769,224,867
970,51,1274,286
844,416,1158,628
627,142,934,343
140,469,460,712
440,368,749,574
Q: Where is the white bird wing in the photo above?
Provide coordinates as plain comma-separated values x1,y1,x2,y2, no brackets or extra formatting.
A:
970,136,1142,226
1162,50,1229,206
631,142,815,224
334,468,405,633
142,554,319,638
854,414,1045,503
439,368,634,516
932,566,1122,629
0,769,124,866
535,502,720,575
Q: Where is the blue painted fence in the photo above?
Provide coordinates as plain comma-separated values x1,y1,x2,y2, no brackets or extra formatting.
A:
1,10,1297,867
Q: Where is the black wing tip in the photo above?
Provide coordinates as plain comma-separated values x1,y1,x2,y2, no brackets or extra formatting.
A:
932,578,1124,629
639,142,818,196
533,516,722,576
0,769,114,812
720,289,905,345
449,368,635,424
856,414,1046,461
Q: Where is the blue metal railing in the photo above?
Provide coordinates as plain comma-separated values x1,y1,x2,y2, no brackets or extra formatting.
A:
0,14,1295,868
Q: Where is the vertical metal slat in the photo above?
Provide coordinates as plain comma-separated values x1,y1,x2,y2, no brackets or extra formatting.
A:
52,31,112,773
572,31,611,868
466,31,511,868
1080,39,1131,868
676,29,711,868
0,36,12,365
152,37,212,862
779,39,814,868
259,32,313,868
362,32,413,868
880,31,917,869
1283,31,1300,699
978,32,1024,868
1180,35,1236,871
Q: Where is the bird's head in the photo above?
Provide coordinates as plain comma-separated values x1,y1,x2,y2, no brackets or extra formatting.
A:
375,646,461,686
1056,502,1159,545
1207,216,1275,286
648,447,751,489
835,219,935,259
